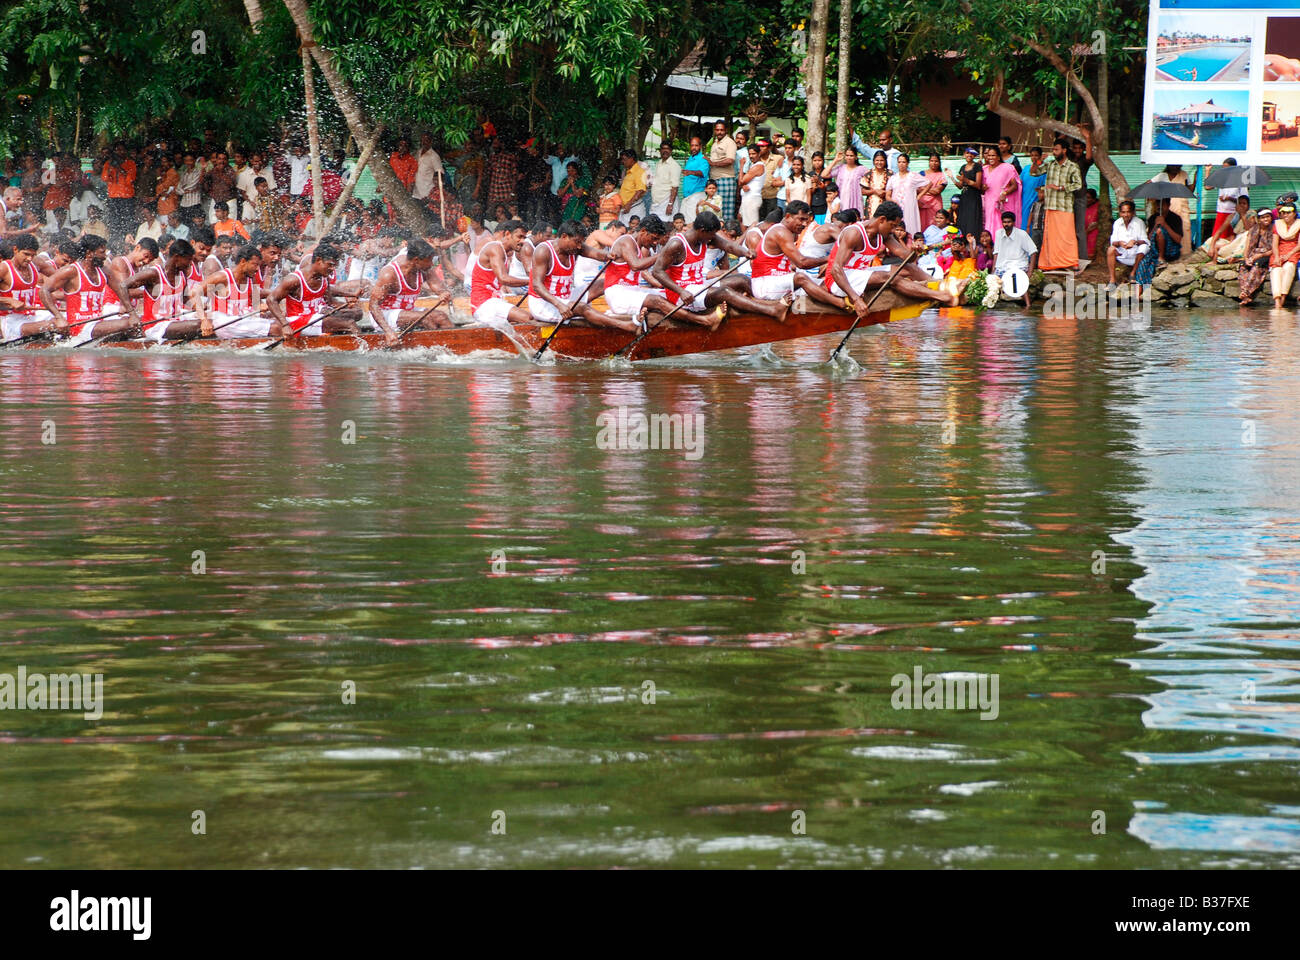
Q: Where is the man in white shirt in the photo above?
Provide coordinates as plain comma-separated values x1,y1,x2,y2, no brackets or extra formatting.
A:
993,210,1038,306
650,143,682,218
286,143,310,197
234,151,259,222
1106,199,1149,287
412,133,444,201
132,211,167,243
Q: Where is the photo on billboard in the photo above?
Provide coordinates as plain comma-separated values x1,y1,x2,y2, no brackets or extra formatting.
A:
1262,89,1300,152
1150,87,1249,152
1264,17,1300,81
1154,13,1251,82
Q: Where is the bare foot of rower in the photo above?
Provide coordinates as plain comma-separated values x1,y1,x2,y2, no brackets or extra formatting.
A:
774,293,793,324
704,302,728,331
636,305,651,333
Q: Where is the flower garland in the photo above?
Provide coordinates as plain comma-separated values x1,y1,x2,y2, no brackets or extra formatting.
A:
962,270,1002,310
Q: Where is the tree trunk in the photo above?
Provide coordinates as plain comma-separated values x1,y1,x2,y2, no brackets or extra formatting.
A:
302,47,325,235
986,70,1129,200
319,123,384,237
1095,36,1113,241
834,0,852,152
280,0,430,232
803,0,831,155
243,0,264,28
625,70,640,151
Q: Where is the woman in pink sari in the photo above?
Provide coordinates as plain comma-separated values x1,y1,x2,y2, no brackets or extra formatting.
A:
918,153,947,229
981,146,1022,228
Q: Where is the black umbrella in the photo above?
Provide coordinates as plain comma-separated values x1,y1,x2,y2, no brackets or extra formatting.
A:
1205,165,1271,189
1128,178,1196,200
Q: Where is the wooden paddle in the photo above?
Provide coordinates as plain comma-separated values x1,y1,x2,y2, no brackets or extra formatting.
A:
259,302,350,352
608,255,751,360
76,311,197,348
176,307,267,343
827,249,917,363
380,293,452,350
0,309,124,349
531,260,610,362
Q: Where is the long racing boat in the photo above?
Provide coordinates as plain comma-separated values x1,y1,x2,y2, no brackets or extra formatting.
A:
12,292,931,362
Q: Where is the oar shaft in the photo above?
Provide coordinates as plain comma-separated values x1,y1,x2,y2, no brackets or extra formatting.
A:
382,295,451,349
828,250,916,361
531,260,610,361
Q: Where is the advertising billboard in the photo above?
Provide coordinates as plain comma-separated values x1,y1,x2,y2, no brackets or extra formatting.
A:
1142,0,1300,165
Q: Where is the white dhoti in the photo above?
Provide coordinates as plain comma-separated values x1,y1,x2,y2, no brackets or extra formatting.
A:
750,273,795,301
827,266,890,298
604,284,653,316
1,311,53,341
211,311,274,339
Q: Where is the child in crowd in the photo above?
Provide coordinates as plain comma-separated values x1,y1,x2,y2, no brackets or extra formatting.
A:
598,177,622,227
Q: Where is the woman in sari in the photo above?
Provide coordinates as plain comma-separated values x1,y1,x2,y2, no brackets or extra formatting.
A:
827,148,866,216
1270,202,1300,309
950,146,983,239
862,150,890,218
982,146,1021,229
559,161,594,222
1237,209,1275,305
918,154,946,229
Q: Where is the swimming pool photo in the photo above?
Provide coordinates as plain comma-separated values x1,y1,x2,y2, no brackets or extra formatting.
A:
1156,13,1252,82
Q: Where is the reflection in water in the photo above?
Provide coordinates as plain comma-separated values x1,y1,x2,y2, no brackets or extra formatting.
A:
0,314,1297,868
1115,313,1300,854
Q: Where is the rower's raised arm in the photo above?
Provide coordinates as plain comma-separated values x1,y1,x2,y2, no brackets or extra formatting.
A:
713,232,749,260
266,273,298,324
39,265,76,324
777,228,826,270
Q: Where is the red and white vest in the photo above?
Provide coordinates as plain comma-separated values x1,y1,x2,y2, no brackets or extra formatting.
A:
2,258,41,313
379,257,423,311
470,241,504,310
527,240,573,301
665,235,707,303
285,269,327,330
751,230,791,278
605,238,644,288
142,265,185,322
824,222,883,291
214,268,255,315
66,262,107,333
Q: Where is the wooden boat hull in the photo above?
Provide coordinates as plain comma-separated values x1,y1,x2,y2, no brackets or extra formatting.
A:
16,295,930,362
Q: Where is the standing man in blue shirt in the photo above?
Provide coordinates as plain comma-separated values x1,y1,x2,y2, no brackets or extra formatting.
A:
679,135,712,223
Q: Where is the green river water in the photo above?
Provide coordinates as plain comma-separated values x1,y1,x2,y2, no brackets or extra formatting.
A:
1,306,1298,868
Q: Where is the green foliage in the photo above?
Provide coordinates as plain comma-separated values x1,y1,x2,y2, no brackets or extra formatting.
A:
0,0,299,150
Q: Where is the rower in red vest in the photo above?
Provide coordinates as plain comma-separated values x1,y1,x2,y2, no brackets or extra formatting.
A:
747,200,844,310
526,219,636,332
469,219,532,329
39,235,140,343
826,200,960,314
649,209,785,330
0,234,59,341
366,238,449,345
266,242,362,337
122,239,200,342
193,244,272,339
102,238,159,310
601,214,676,326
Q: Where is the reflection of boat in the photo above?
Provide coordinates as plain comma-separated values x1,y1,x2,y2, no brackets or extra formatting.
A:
1161,129,1209,149
19,298,933,362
